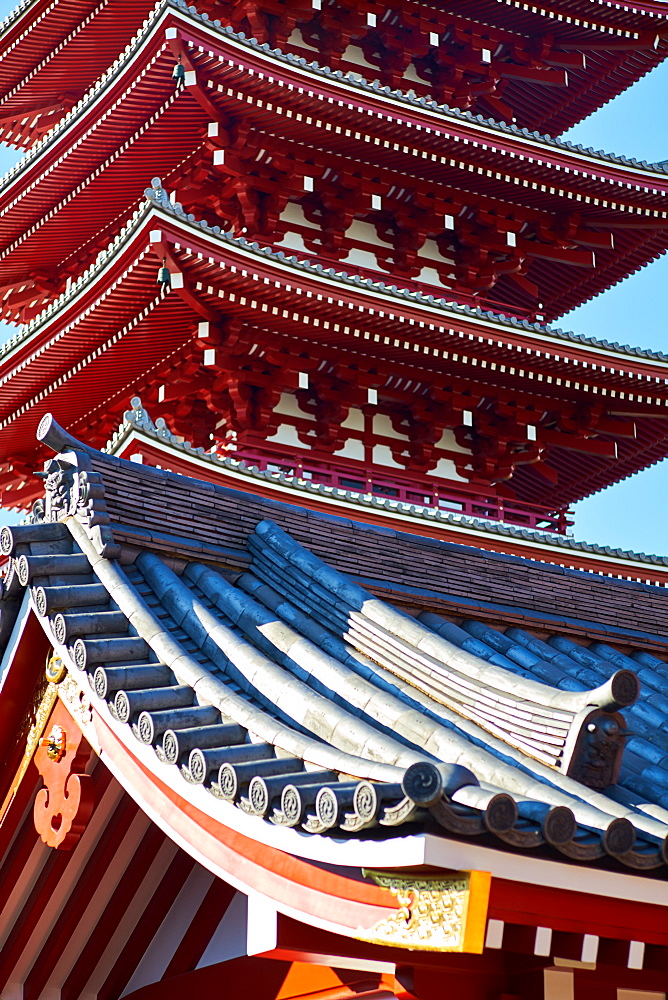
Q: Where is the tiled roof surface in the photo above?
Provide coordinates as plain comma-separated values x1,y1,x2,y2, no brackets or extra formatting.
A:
4,439,668,871
419,613,668,815
107,399,668,571
86,443,668,639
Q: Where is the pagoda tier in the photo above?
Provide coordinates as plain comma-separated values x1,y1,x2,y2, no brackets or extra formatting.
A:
1,0,667,150
2,200,668,516
1,3,667,326
107,396,668,586
6,3,668,997
0,0,151,148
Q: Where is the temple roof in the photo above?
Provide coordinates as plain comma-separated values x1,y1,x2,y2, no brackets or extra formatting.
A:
4,0,667,179
0,0,150,147
4,416,668,878
4,198,668,367
103,398,668,580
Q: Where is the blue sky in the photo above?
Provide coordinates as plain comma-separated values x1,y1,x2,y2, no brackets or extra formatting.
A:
0,7,667,555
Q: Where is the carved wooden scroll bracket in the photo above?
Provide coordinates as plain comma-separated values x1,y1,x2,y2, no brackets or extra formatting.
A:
33,698,95,850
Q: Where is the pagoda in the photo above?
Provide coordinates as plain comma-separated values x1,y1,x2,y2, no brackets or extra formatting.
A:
2,2,668,999
0,0,668,527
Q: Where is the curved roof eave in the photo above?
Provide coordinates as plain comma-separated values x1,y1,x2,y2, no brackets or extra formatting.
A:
4,475,668,883
3,199,668,377
1,0,668,206
0,0,41,39
107,417,668,572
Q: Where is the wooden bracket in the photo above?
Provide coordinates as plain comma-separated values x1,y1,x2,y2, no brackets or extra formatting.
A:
33,699,95,850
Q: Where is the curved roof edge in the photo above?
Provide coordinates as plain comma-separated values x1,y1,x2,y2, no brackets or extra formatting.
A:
3,474,667,874
3,199,668,371
1,0,667,200
0,0,40,37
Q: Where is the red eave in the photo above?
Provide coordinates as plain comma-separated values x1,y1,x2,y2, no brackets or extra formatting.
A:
0,0,154,148
430,0,668,136
1,0,667,147
0,5,667,324
3,204,668,510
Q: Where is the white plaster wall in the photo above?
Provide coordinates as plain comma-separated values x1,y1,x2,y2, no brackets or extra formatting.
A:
334,439,366,461
275,231,309,252
278,202,319,230
431,457,468,482
341,248,379,269
435,427,471,454
273,392,315,421
287,28,318,51
420,237,454,265
345,220,392,248
265,424,310,448
341,407,364,431
372,413,409,440
372,443,404,468
342,44,377,70
417,266,445,286
403,63,422,84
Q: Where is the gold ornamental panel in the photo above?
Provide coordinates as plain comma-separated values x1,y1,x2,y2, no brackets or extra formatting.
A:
357,869,491,953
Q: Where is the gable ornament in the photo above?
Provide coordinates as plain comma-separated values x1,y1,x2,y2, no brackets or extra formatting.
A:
33,699,95,850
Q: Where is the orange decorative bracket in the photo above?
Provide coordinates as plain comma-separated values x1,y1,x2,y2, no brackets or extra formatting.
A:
33,699,95,850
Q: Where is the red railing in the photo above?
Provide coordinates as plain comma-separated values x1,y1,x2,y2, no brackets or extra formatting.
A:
233,448,573,534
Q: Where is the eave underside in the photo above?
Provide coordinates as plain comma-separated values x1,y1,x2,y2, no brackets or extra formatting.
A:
2,208,668,512
0,0,153,147
0,0,666,150
0,5,667,326
430,0,668,136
